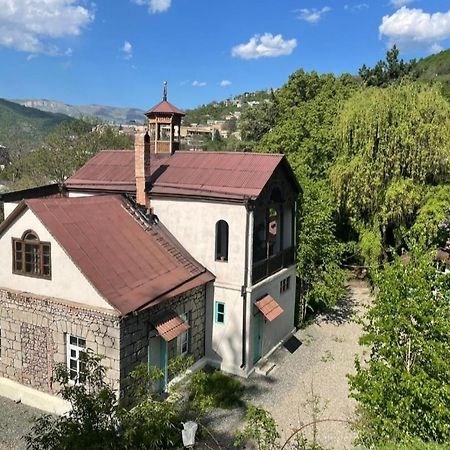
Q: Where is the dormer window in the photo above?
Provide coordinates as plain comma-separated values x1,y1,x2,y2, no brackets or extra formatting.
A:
215,220,229,262
12,230,51,279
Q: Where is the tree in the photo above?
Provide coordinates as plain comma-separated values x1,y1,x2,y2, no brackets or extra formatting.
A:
349,253,450,445
25,351,120,450
3,119,133,190
359,46,417,87
25,353,183,450
330,82,450,262
239,101,279,143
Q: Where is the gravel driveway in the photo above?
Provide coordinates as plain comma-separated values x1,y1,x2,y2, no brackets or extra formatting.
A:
0,397,42,450
204,279,372,449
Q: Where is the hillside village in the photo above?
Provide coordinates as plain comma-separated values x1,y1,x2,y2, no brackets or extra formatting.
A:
0,43,450,450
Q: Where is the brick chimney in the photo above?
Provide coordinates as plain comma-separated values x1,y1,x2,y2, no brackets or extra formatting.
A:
135,128,151,209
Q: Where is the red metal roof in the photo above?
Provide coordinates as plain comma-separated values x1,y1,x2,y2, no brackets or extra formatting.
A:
145,100,185,116
254,294,284,322
151,310,189,342
65,150,295,201
18,195,213,315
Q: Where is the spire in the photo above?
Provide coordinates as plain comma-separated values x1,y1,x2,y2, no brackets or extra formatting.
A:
163,81,168,101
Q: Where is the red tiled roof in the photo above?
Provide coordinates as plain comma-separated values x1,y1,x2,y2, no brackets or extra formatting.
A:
145,100,185,116
151,310,189,342
65,150,299,201
18,195,213,315
254,294,284,322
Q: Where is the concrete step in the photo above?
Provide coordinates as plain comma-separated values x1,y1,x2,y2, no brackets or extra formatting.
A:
255,361,276,376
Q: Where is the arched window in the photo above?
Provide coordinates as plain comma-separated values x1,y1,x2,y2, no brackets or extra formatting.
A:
215,220,229,262
13,230,51,278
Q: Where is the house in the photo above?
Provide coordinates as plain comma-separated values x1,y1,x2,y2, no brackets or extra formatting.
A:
0,89,300,410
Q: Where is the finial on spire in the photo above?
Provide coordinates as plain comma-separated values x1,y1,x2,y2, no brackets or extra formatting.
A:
163,81,168,101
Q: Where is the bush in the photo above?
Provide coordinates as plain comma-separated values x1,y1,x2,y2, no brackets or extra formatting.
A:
189,370,244,411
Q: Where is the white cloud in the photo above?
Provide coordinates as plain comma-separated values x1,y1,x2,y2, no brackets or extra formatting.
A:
296,7,331,24
132,0,171,14
0,0,94,55
379,7,450,51
122,40,133,59
390,0,415,7
232,33,297,60
220,80,232,87
192,80,207,87
344,3,369,12
430,43,444,54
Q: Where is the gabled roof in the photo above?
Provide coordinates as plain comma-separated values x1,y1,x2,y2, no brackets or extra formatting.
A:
0,195,213,315
145,100,185,116
65,150,300,202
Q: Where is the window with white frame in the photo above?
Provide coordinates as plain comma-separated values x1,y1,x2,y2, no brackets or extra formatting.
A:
66,334,86,383
179,312,191,355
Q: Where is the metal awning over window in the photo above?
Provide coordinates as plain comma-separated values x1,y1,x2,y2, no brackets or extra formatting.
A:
151,310,190,342
254,295,284,322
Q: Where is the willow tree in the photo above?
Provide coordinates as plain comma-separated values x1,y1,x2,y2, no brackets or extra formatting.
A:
330,83,450,262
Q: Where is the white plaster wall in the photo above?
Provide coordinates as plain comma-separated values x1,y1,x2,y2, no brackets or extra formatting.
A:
248,266,296,367
152,198,248,288
206,284,244,376
0,208,113,310
4,202,18,220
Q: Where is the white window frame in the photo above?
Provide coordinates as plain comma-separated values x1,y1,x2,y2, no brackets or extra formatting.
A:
66,334,86,384
179,312,191,355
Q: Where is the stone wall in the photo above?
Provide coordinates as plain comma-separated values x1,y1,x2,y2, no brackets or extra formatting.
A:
120,284,207,382
0,289,121,394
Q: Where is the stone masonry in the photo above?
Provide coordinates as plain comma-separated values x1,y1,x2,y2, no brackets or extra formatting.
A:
0,283,207,398
120,285,207,383
0,288,121,394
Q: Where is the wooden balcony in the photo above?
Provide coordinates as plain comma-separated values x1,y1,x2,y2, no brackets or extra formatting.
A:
252,246,295,285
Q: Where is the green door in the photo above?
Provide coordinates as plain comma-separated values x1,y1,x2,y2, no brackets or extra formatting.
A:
253,313,262,364
148,336,167,392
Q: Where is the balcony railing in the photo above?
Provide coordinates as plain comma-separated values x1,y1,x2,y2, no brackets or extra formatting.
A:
252,246,295,285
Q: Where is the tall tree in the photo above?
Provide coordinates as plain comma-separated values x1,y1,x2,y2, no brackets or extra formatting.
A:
359,45,417,87
349,254,450,445
330,82,450,262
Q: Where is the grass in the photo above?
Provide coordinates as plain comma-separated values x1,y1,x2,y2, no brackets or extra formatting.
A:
189,370,244,411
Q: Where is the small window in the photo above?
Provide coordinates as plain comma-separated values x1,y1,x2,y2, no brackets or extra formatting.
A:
215,302,225,324
66,334,86,384
12,230,51,279
280,276,290,294
215,220,229,262
179,312,191,355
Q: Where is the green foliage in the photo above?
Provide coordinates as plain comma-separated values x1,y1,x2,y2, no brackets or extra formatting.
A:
235,405,280,450
377,440,450,450
359,46,417,87
349,253,450,445
25,352,185,450
239,100,278,143
297,179,346,314
409,185,450,249
2,119,132,189
189,370,244,411
0,98,70,153
357,221,383,268
168,354,194,380
121,399,182,450
25,350,120,450
415,48,450,99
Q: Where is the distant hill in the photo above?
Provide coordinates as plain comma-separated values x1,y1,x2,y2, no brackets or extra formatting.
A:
13,99,146,125
415,48,450,97
0,98,71,152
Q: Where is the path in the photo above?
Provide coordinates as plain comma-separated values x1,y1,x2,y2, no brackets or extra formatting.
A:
205,279,372,449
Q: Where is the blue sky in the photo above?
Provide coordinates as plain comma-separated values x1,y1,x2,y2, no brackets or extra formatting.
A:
0,0,450,110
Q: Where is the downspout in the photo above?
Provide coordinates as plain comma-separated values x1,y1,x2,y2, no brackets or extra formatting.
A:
241,200,254,370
